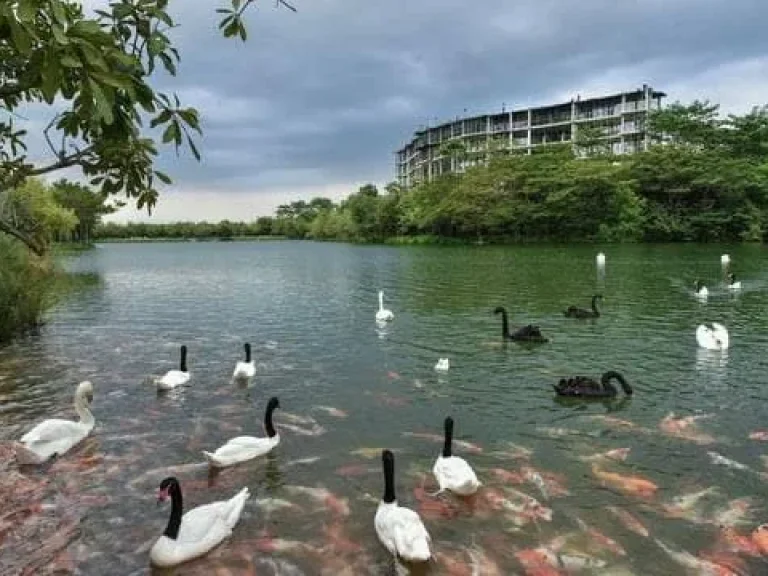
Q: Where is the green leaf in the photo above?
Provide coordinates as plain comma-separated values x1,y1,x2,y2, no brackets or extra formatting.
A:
150,109,172,129
219,14,235,30
91,70,131,90
8,17,32,55
158,53,176,75
79,42,109,71
177,109,200,132
154,170,172,184
232,0,242,11
51,0,68,26
17,0,37,22
40,58,61,103
162,121,180,144
148,33,166,57
60,54,82,68
153,8,174,27
223,20,240,38
238,22,247,41
89,79,114,125
52,24,70,45
71,20,106,40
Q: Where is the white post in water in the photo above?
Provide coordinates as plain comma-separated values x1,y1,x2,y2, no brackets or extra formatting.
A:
596,252,606,282
721,254,730,267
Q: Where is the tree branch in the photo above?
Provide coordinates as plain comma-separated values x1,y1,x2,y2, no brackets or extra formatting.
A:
43,114,65,160
28,147,94,177
276,0,297,12
0,218,45,255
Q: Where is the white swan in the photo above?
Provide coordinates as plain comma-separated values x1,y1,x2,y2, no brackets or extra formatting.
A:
434,358,450,372
150,476,250,567
376,290,394,323
596,252,606,268
375,450,432,563
727,273,742,291
157,345,190,390
432,417,480,496
232,342,256,381
696,322,729,350
694,280,708,298
15,381,95,465
202,397,280,468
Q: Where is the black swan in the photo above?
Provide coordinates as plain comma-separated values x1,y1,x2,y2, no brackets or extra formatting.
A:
493,306,548,343
553,371,633,398
564,294,602,319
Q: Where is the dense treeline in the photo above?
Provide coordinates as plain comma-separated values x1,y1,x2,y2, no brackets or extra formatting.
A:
95,218,277,240
95,101,768,244
0,178,112,341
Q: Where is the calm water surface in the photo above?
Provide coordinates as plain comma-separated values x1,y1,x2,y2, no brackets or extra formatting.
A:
2,241,768,575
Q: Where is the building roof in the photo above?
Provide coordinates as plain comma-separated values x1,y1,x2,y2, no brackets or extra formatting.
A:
395,86,666,154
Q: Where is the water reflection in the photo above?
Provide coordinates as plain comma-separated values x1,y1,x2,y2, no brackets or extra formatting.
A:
695,347,730,372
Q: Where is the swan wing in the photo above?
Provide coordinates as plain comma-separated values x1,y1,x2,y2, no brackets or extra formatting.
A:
391,507,431,561
376,309,394,321
18,419,90,463
375,502,431,561
180,487,250,538
20,419,84,445
233,362,255,379
711,323,729,349
151,514,231,567
433,456,480,494
157,370,190,390
203,436,278,467
171,487,249,546
696,325,717,350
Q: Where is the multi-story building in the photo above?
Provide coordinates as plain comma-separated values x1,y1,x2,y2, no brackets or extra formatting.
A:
395,84,666,188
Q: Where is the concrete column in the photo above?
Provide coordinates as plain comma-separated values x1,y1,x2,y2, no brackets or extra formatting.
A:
570,100,576,143
643,85,651,150
527,109,532,152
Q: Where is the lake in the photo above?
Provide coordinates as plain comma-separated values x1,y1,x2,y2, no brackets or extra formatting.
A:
1,240,768,575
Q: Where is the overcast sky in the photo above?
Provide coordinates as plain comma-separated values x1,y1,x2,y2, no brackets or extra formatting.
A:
27,0,768,222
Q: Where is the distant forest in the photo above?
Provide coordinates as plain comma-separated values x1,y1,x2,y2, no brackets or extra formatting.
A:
96,101,768,244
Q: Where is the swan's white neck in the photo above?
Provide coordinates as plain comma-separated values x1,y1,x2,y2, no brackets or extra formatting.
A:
75,395,94,427
378,291,384,311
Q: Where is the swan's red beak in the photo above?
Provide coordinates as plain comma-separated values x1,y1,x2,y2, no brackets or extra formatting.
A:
156,487,170,506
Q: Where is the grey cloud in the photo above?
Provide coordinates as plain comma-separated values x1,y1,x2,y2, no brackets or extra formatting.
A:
19,1,768,197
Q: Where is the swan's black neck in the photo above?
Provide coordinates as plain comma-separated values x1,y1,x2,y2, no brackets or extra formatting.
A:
497,308,509,338
602,371,632,395
442,417,453,458
591,295,601,314
179,346,187,372
382,450,395,503
264,399,278,438
164,483,183,539
244,343,251,363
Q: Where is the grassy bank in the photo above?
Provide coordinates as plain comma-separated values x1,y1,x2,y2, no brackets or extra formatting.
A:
0,238,101,343
93,235,286,243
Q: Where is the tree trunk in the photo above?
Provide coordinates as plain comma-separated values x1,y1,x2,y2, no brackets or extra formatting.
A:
0,219,46,256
